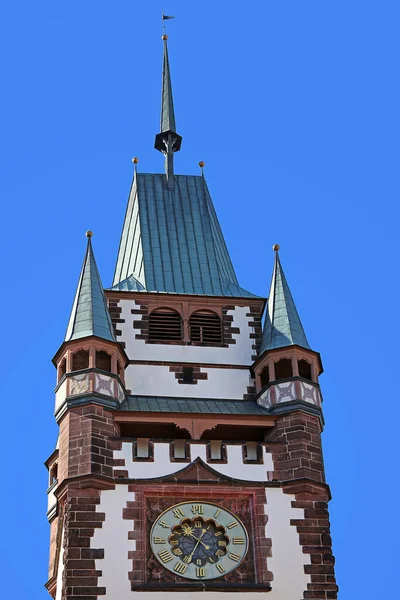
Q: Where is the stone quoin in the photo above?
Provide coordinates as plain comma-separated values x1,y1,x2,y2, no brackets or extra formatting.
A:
45,27,338,600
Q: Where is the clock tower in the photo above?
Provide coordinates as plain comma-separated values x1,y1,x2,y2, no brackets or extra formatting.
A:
45,33,338,600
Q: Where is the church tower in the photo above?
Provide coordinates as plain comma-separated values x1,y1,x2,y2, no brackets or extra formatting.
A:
45,33,338,600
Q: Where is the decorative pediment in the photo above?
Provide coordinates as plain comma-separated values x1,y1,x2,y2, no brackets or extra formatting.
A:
143,457,262,485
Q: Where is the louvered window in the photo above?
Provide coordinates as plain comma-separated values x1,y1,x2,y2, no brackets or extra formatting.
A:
71,349,89,371
96,350,112,372
189,310,222,345
148,308,182,342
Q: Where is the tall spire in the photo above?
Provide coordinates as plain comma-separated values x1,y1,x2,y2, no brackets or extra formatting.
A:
260,245,310,354
65,232,116,342
154,35,182,185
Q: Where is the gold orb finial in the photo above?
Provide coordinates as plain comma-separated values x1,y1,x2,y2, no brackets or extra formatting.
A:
199,161,205,168
86,230,93,238
272,244,280,252
162,34,168,40
132,157,139,164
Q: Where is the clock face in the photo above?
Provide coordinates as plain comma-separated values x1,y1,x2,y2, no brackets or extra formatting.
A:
150,501,248,580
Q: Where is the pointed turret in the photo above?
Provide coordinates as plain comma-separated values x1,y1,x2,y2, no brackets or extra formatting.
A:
254,246,322,407
154,35,182,184
260,245,310,354
52,232,128,418
65,231,116,342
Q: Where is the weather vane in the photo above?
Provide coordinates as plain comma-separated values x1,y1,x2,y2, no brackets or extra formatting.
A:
162,12,175,35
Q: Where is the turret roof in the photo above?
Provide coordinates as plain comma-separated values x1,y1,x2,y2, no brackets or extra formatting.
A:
65,235,116,342
260,248,310,353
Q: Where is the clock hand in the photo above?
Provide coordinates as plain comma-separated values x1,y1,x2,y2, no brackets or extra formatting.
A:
185,531,210,550
188,528,207,560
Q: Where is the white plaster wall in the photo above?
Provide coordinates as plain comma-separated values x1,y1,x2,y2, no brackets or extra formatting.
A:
92,486,133,597
55,526,64,600
125,364,251,399
92,484,309,600
115,442,273,481
118,302,254,366
55,379,67,413
266,488,311,599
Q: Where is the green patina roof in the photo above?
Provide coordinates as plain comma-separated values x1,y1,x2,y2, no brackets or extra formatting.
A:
65,237,116,342
119,396,269,415
112,173,259,298
260,250,310,353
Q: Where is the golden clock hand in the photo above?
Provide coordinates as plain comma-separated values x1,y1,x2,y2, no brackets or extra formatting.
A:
188,528,207,560
185,531,210,550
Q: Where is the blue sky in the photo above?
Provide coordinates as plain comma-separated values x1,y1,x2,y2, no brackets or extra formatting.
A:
0,1,398,597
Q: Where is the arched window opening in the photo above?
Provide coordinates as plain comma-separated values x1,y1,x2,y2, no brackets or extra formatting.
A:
298,359,312,381
189,310,222,345
96,350,112,372
58,357,67,381
148,308,182,342
274,358,293,381
71,349,89,372
260,366,270,389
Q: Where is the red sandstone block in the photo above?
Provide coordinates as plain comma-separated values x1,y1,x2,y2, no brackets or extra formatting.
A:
311,575,328,583
67,538,91,548
305,564,334,575
290,519,318,527
323,554,335,565
65,549,81,559
66,578,98,587
310,554,323,564
80,549,104,559
303,546,332,555
291,500,314,509
71,588,106,596
78,529,95,537
321,533,332,546
308,583,338,591
299,534,321,546
287,431,312,442
68,560,96,570
65,596,97,600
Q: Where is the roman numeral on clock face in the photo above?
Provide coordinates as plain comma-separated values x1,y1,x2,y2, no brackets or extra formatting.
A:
159,520,169,529
173,507,185,518
233,537,245,544
153,537,166,544
216,564,225,573
228,552,241,562
174,562,187,574
158,550,173,563
226,521,238,529
196,567,205,578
